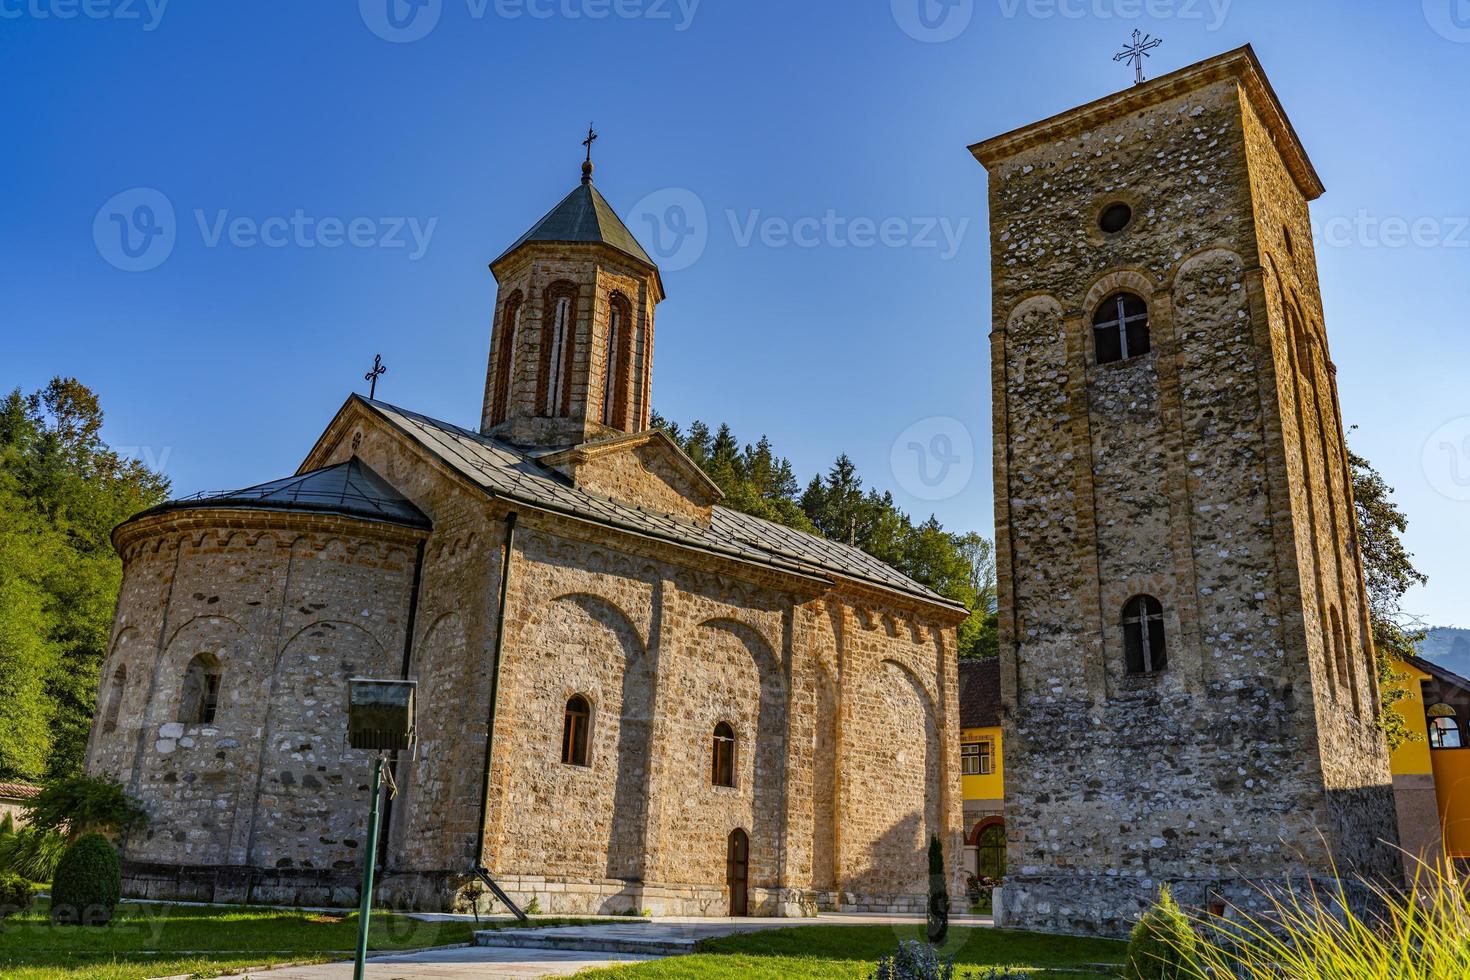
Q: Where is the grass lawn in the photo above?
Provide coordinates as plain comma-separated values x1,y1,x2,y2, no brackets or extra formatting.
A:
575,924,1128,979
0,898,593,980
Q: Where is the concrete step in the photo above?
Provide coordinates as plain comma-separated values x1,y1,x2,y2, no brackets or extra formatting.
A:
474,923,693,957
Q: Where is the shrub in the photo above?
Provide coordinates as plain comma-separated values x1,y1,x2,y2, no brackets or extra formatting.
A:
1125,886,1200,980
0,872,34,930
49,833,121,926
870,939,955,980
927,834,949,945
0,825,68,881
24,774,147,842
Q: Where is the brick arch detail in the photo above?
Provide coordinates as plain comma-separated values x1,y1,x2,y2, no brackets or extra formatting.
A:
966,815,1005,847
1080,268,1158,316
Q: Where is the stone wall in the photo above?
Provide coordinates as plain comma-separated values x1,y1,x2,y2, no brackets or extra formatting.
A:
89,508,425,900
980,62,1398,936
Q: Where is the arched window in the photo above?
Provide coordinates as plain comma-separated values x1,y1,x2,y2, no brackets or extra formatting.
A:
976,821,1007,880
1429,704,1461,748
712,721,736,787
180,653,221,725
101,664,127,734
538,284,577,418
562,694,591,766
490,291,523,426
602,293,633,429
1092,292,1150,364
1122,595,1166,675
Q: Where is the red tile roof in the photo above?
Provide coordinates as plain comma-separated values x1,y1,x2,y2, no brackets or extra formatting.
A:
0,782,41,801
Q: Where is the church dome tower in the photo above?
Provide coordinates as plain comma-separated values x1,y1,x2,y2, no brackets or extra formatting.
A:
480,145,664,447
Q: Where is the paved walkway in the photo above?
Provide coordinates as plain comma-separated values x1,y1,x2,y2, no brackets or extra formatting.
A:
190,913,984,980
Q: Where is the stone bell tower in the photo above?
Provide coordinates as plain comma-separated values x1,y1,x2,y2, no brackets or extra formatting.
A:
971,46,1400,936
480,148,664,447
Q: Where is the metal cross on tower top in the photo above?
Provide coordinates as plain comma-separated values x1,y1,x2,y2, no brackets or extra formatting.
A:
1113,30,1163,86
581,123,598,182
364,354,387,399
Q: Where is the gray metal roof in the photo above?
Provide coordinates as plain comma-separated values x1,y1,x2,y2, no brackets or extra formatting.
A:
492,180,656,270
359,397,960,610
132,458,432,531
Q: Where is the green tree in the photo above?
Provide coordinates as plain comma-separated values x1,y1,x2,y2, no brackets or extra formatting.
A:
0,379,169,781
1348,445,1428,752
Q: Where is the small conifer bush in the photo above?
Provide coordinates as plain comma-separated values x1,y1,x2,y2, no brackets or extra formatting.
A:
49,833,121,926
1125,886,1200,980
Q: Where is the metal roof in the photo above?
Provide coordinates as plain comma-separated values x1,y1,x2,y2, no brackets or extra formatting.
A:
355,397,962,611
130,458,431,531
491,179,657,271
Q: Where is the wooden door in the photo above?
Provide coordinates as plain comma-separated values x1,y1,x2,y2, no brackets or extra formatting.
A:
726,828,749,916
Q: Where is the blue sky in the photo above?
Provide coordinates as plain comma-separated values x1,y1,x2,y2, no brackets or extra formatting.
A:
3,1,1468,626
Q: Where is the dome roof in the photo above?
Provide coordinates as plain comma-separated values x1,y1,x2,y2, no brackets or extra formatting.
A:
128,458,431,531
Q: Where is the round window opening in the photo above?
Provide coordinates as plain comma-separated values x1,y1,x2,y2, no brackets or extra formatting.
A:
1099,202,1133,234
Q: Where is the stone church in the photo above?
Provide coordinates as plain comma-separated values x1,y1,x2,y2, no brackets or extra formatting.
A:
85,153,970,916
974,46,1401,935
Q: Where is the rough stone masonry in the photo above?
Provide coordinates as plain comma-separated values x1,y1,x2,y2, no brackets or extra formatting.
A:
971,45,1401,936
87,161,970,918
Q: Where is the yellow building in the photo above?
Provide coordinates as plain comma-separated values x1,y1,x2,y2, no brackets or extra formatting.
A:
958,659,1004,881
1387,653,1470,864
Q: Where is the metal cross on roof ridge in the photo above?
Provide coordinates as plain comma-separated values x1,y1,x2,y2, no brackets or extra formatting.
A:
1113,29,1163,86
364,353,387,399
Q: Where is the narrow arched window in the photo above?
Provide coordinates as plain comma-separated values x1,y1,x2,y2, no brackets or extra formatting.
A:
102,664,127,734
538,284,577,417
490,291,523,426
562,694,591,766
180,653,221,725
1429,710,1462,749
1122,595,1166,675
712,721,736,787
1092,292,1150,364
602,293,633,429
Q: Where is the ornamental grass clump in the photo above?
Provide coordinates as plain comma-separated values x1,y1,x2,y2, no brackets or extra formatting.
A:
1191,857,1470,979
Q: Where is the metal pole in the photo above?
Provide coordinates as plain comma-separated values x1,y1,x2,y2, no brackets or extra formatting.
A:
353,755,384,980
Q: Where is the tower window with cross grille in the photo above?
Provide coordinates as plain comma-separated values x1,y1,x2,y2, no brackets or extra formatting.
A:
1122,595,1167,675
1092,292,1151,364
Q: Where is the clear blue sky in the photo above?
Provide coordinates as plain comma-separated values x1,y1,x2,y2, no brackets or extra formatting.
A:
4,1,1468,626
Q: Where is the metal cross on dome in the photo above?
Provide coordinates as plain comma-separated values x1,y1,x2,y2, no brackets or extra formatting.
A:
1114,30,1163,86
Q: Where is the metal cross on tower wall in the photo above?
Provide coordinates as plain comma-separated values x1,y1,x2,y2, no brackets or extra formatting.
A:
1113,30,1163,85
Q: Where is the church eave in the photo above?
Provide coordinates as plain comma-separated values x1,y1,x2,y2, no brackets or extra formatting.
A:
489,239,666,302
